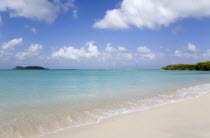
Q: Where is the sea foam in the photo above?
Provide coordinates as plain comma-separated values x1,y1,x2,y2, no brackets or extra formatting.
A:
34,83,210,138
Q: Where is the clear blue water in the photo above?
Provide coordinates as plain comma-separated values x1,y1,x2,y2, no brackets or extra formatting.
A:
1,70,210,138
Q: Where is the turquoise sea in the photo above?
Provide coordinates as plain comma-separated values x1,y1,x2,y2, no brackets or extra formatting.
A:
1,70,210,138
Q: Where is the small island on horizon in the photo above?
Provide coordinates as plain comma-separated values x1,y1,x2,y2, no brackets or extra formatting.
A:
13,66,47,70
162,61,210,71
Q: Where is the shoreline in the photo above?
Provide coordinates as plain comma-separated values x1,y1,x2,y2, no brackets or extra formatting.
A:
40,92,210,138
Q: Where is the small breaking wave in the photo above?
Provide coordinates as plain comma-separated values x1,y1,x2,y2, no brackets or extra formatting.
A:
33,83,210,138
1,83,210,138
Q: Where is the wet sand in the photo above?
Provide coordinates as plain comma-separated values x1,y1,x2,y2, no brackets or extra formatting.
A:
41,93,210,138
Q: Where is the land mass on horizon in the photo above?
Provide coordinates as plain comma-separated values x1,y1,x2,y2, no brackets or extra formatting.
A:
162,61,210,71
13,66,47,70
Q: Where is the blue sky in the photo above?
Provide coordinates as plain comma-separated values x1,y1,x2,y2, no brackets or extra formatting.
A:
0,0,210,69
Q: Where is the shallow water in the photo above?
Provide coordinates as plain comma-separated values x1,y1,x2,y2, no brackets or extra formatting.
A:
1,69,210,138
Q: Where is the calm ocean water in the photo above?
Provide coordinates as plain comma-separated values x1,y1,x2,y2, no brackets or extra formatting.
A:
1,69,210,138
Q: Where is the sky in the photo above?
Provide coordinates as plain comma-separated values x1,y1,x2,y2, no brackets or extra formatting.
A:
0,0,210,69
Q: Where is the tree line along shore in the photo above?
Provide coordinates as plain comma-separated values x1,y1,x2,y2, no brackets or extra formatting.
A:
162,61,210,71
12,66,47,70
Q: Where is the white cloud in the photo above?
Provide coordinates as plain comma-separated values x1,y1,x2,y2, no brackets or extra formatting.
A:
186,43,198,53
137,46,151,53
174,50,183,57
16,44,42,60
123,53,132,59
0,38,23,60
203,49,210,59
51,41,100,60
105,44,126,52
137,46,155,59
118,46,126,51
94,0,210,29
0,0,77,22
2,38,23,50
94,9,129,29
52,46,82,60
103,44,132,61
174,43,199,58
85,41,100,57
54,0,78,18
3,39,210,69
51,42,133,67
142,53,156,59
105,43,116,52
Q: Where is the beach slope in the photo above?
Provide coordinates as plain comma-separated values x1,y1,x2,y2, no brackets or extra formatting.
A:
41,93,210,138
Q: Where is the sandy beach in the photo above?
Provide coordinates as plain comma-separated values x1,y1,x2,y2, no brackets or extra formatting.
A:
2,0,210,137
40,93,210,138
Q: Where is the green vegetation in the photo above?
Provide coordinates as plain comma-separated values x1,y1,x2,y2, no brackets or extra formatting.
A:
195,61,210,71
161,61,210,71
162,64,195,70
13,66,47,70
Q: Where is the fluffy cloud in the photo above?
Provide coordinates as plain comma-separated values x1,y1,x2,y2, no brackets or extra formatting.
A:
186,43,198,53
174,48,210,60
0,38,44,62
105,43,116,53
118,46,126,51
174,43,199,58
51,41,100,60
203,49,210,60
50,42,133,68
105,43,127,52
103,43,132,60
137,46,151,53
137,46,155,59
0,38,162,69
2,37,22,50
174,50,183,57
0,38,23,60
16,44,43,60
0,0,77,22
2,38,210,69
94,0,210,29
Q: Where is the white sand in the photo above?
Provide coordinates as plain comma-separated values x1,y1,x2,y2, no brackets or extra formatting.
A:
41,93,210,138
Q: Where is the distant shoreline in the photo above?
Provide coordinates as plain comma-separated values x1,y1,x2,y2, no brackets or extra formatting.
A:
162,61,210,71
12,66,48,70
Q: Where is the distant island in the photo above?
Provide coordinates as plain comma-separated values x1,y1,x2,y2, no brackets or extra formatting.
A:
162,61,210,71
13,66,47,70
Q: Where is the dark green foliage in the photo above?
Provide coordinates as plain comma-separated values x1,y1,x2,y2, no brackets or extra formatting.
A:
194,61,210,71
13,66,47,70
162,61,210,71
161,64,195,70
